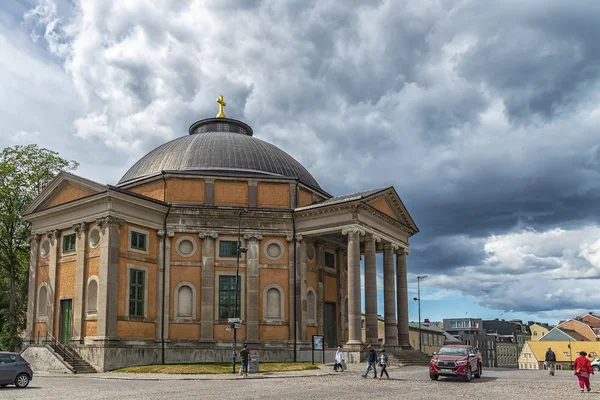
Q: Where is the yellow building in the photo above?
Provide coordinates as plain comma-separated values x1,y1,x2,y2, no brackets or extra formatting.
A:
408,323,445,355
22,100,419,372
530,323,551,341
519,341,600,370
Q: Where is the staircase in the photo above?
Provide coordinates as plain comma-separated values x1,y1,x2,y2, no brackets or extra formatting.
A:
45,334,96,374
390,349,433,367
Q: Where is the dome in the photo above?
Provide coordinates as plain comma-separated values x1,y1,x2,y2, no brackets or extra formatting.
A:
118,117,322,190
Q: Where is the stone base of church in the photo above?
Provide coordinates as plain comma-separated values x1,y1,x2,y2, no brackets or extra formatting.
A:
70,340,338,372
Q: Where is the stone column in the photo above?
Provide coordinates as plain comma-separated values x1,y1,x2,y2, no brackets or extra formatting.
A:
244,233,262,342
162,231,174,340
199,231,218,342
156,230,165,340
71,222,87,343
364,234,378,344
96,216,123,340
25,234,41,340
46,229,59,338
286,235,296,343
343,227,363,345
396,248,410,348
316,241,325,336
299,237,307,342
336,248,346,345
383,243,397,345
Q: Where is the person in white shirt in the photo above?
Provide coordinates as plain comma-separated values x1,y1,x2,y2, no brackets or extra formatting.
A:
334,345,345,372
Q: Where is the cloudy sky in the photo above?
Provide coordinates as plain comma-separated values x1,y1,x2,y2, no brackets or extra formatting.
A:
3,0,600,325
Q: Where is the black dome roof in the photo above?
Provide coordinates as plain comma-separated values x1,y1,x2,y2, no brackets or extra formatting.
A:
118,118,322,190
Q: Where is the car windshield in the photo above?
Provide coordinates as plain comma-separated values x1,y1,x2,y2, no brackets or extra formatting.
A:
438,347,467,356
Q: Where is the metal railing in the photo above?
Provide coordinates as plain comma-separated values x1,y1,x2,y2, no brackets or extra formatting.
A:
44,332,77,368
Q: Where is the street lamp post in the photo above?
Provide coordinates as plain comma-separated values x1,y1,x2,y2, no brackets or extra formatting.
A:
414,275,428,353
232,209,248,374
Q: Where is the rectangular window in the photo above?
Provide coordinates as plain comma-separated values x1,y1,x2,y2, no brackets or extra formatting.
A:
324,252,335,269
62,233,76,254
130,231,147,251
218,276,240,320
129,269,145,318
219,241,238,258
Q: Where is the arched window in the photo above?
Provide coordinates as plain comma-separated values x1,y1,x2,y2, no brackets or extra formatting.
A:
86,278,98,314
37,284,48,317
263,285,284,321
307,289,316,324
174,283,196,320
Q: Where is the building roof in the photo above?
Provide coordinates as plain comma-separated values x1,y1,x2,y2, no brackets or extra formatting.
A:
408,322,446,334
295,188,388,210
525,341,600,362
561,329,589,342
118,117,323,192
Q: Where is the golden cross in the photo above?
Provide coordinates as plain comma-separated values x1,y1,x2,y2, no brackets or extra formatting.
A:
216,95,227,118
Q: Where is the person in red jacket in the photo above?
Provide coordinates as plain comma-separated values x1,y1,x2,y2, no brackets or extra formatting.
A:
573,351,594,393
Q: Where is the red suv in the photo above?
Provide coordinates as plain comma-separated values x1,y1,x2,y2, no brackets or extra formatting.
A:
429,345,482,382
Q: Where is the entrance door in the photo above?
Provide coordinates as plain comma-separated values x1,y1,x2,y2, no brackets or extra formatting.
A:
324,302,337,348
59,299,73,344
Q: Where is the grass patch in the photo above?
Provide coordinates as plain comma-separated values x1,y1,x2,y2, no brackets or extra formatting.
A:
115,362,320,374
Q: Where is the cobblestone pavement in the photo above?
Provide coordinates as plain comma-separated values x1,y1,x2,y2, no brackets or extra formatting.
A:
0,365,594,400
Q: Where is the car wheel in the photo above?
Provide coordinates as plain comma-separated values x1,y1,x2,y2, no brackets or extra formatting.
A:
429,374,439,381
474,364,482,378
464,368,472,382
594,366,599,372
14,374,30,388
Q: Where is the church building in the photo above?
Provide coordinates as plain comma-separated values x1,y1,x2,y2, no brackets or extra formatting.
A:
23,97,418,371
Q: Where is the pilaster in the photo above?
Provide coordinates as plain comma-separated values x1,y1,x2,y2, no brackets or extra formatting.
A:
336,248,346,345
316,240,325,337
286,235,296,343
199,231,218,342
396,248,411,348
156,230,165,340
299,237,307,342
71,222,87,343
244,233,262,342
95,216,124,341
364,234,379,344
204,179,214,205
25,234,41,339
383,243,397,345
46,229,59,338
162,230,174,340
248,180,258,208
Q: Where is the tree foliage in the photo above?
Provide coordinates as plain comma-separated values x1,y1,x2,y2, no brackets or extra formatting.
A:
0,144,77,350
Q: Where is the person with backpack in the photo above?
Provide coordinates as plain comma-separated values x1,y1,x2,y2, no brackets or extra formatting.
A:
378,349,390,380
545,347,556,376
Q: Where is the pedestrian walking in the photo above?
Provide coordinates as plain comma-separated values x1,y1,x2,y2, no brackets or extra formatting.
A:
239,344,250,378
573,351,594,393
545,347,556,376
378,349,390,380
334,346,345,372
362,344,378,379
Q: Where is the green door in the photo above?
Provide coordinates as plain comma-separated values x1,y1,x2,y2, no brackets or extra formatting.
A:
60,299,73,344
324,302,337,348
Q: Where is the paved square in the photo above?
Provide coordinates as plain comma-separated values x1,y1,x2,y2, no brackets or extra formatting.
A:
0,366,592,399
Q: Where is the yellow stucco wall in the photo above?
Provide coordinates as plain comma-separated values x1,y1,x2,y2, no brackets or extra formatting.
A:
257,183,290,208
307,326,318,339
299,189,312,207
84,320,97,338
259,269,288,324
530,324,549,340
368,197,396,219
259,325,288,340
169,265,201,320
86,257,99,282
117,258,157,320
36,266,49,287
128,180,165,201
166,178,205,204
214,181,248,206
120,223,158,258
259,237,288,265
215,324,246,340
323,276,337,303
54,261,76,336
117,321,155,338
307,271,318,295
34,322,46,341
170,323,201,340
47,183,93,208
170,233,202,263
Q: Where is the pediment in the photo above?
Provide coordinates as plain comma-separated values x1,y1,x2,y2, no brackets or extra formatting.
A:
23,172,106,215
363,188,419,234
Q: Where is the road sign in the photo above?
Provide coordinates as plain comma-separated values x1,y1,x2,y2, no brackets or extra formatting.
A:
224,328,232,332
234,322,242,329
228,318,241,323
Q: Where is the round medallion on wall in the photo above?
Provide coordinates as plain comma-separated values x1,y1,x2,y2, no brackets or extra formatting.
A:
40,239,50,258
306,242,316,262
89,227,101,248
263,240,284,261
176,236,198,258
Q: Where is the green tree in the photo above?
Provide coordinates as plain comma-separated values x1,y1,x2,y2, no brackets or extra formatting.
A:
0,144,77,350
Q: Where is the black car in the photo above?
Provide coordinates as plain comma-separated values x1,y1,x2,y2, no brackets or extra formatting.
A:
0,352,33,388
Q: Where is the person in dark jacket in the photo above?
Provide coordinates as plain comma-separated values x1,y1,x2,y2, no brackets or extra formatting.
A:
545,347,556,376
362,345,378,379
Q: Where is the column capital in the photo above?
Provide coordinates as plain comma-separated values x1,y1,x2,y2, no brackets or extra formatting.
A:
198,231,219,239
46,229,59,244
96,216,124,233
73,222,88,239
286,234,304,242
30,233,41,244
365,233,381,243
243,232,263,242
314,239,326,248
396,248,410,256
341,225,366,236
